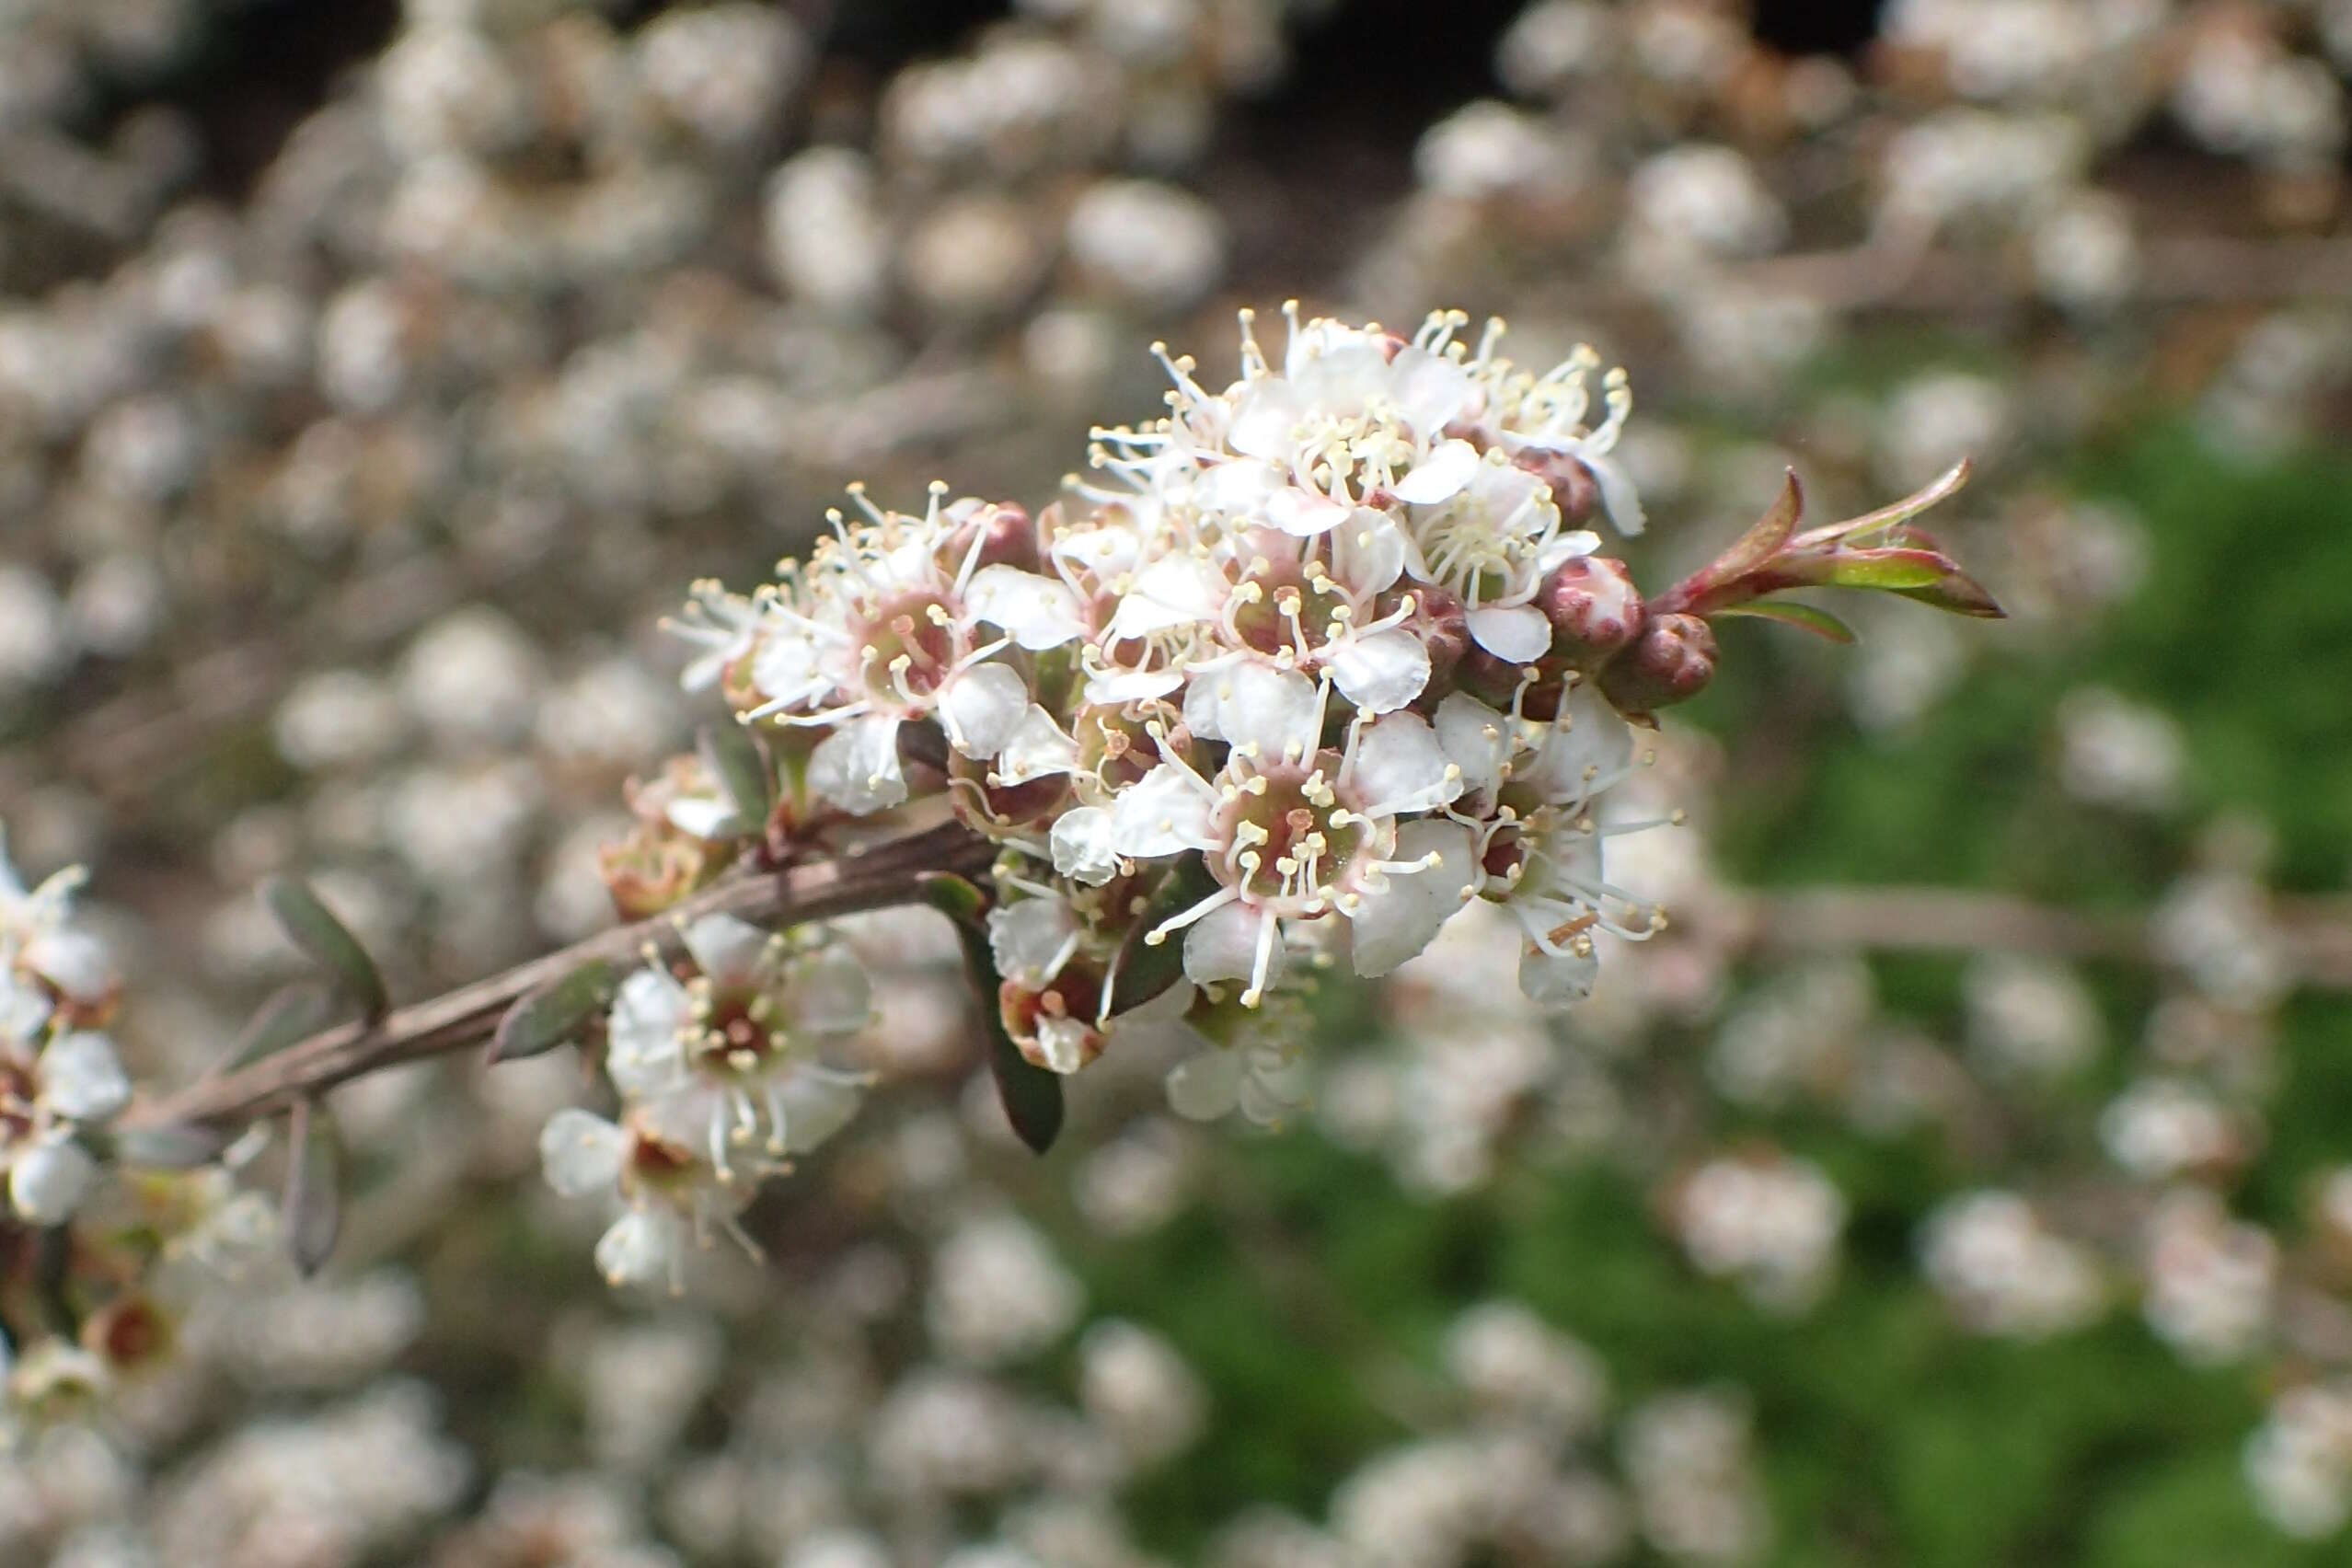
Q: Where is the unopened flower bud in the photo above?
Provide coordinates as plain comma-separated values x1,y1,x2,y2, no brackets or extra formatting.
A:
1538,556,1643,668
944,501,1039,575
1515,448,1602,526
1597,613,1717,716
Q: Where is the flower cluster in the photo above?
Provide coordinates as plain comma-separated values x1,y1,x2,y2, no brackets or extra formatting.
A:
1,829,128,1229
606,306,1988,1162
0,832,279,1437
540,914,874,1292
655,308,1700,1108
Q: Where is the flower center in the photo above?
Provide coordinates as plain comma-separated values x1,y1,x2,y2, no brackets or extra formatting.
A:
854,591,962,705
1211,754,1382,914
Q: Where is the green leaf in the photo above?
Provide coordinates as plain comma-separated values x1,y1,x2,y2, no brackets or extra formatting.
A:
490,959,618,1064
1818,549,1950,591
1108,853,1219,1018
226,981,335,1069
261,877,388,1023
1714,600,1859,643
1897,572,2006,618
698,721,775,837
282,1096,342,1276
919,871,1065,1155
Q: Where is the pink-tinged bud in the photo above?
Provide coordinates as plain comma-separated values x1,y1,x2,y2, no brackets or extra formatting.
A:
1514,448,1601,527
944,501,1039,574
1394,582,1470,691
1597,613,1717,716
1537,556,1643,669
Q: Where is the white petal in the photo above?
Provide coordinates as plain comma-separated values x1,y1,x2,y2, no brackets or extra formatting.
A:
1332,508,1407,594
23,929,112,1004
965,565,1088,650
940,662,1029,760
1107,554,1227,640
1111,765,1218,859
1393,439,1481,505
1165,1047,1245,1121
1536,528,1602,574
988,898,1078,986
776,1066,866,1152
1581,447,1646,536
1524,683,1633,802
807,714,907,815
1266,486,1352,537
1033,1016,1093,1075
1348,711,1462,815
1434,693,1512,801
594,1209,680,1287
682,913,770,988
1467,603,1553,663
37,1032,129,1123
1520,944,1599,1007
1390,348,1474,433
0,974,52,1043
9,1136,95,1225
995,705,1081,784
1083,665,1185,707
1053,525,1141,578
540,1108,628,1197
1348,821,1475,976
1228,382,1302,460
607,967,690,1097
1329,628,1431,715
751,626,826,709
782,945,873,1036
663,792,738,840
1202,457,1279,513
1216,663,1322,763
1050,806,1120,886
1182,901,1286,991
1182,668,1227,740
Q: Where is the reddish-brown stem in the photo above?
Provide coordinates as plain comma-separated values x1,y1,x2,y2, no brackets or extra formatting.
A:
124,819,997,1133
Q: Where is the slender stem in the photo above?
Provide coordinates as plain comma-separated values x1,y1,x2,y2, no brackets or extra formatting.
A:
125,819,997,1133
127,845,2352,1135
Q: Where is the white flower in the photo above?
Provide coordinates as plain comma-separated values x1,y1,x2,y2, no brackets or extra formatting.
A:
37,1031,130,1123
601,915,873,1179
10,1134,96,1225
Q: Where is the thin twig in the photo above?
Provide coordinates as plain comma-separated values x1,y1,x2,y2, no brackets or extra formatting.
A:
125,819,997,1133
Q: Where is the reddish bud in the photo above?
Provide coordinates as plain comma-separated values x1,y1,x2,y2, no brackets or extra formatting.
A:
1597,613,1717,716
1515,448,1602,527
944,501,1039,574
1537,556,1643,669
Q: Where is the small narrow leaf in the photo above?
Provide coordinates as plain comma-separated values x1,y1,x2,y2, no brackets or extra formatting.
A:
1704,467,1804,587
1817,550,1948,591
261,877,388,1023
225,981,335,1070
1107,854,1218,1018
1897,573,2006,618
110,1123,231,1170
698,722,775,837
1791,457,1971,549
918,872,1065,1155
490,959,618,1064
917,870,991,928
282,1096,342,1276
1714,600,1859,643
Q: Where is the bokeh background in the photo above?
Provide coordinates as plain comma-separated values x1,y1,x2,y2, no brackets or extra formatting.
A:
5,0,2352,1563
